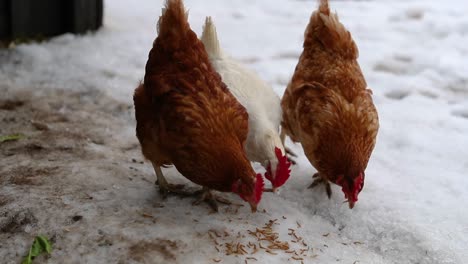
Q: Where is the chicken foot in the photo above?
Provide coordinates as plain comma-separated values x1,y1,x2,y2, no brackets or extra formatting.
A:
152,164,231,210
152,162,193,198
308,173,332,198
192,187,232,212
280,130,297,165
285,148,297,165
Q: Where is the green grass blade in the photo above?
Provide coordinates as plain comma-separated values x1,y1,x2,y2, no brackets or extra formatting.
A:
0,134,24,143
21,235,52,264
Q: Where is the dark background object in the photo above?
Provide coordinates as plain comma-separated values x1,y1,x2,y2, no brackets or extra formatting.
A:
69,0,103,33
0,0,11,40
0,0,103,42
10,0,66,39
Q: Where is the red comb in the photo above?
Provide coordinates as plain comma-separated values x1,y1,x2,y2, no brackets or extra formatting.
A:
339,174,364,203
255,173,264,203
351,174,364,202
265,147,291,188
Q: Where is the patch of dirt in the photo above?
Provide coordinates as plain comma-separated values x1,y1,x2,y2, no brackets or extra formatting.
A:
0,209,38,233
0,87,134,160
0,195,11,207
0,87,152,262
1,166,59,186
128,239,179,262
0,99,25,110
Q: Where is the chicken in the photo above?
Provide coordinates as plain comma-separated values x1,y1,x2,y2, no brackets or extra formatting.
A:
281,0,379,208
201,17,291,191
133,0,264,212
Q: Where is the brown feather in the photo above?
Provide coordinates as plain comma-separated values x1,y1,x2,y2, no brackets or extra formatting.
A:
134,0,256,192
281,0,379,188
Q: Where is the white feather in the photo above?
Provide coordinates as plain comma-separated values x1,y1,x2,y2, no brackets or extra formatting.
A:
201,17,285,177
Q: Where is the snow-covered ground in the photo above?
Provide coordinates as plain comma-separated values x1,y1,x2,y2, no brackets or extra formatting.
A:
1,0,467,263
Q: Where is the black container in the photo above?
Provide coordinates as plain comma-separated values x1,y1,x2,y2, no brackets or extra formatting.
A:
0,0,103,42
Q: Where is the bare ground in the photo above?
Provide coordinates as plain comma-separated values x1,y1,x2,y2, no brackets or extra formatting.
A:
0,87,186,263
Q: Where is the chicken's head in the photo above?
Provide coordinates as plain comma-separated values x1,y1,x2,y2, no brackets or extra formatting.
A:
335,172,365,209
231,173,264,212
265,147,291,191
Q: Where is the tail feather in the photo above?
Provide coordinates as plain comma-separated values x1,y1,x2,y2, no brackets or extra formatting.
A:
201,16,223,59
318,0,330,15
145,0,198,97
157,0,189,40
305,0,358,59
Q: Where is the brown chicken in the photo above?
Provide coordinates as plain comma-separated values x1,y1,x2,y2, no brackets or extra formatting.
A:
281,0,379,209
133,0,264,212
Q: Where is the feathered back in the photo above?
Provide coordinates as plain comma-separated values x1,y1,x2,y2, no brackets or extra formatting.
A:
144,0,207,98
305,0,358,60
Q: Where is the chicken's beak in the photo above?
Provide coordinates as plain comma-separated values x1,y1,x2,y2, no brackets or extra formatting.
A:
348,200,355,209
249,202,257,213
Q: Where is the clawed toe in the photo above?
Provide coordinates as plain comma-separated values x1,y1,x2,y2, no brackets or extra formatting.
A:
308,173,332,198
159,184,193,199
287,157,297,165
156,180,184,189
192,188,231,212
214,196,232,205
308,175,323,189
285,147,297,157
285,147,297,165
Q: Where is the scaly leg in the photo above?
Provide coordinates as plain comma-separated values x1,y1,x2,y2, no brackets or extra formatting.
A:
192,187,232,212
152,162,192,198
308,173,332,198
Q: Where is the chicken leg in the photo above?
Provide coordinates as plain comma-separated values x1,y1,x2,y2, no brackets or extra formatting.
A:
152,162,192,198
192,187,232,212
280,130,297,165
308,173,332,198
152,163,231,211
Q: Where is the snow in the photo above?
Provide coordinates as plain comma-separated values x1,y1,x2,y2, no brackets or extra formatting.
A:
1,0,468,263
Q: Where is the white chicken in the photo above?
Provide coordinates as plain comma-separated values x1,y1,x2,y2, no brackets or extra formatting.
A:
201,17,291,190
